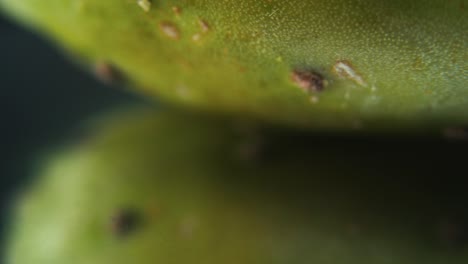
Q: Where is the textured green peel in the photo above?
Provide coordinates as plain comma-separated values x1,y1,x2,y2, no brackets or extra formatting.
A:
0,0,467,130
6,109,468,263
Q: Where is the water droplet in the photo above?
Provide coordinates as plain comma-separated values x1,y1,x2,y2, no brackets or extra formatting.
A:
159,21,180,39
137,0,151,12
332,60,367,87
291,69,325,93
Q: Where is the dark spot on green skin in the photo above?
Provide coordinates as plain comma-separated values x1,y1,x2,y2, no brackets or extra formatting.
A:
93,62,125,85
111,208,142,238
291,69,325,93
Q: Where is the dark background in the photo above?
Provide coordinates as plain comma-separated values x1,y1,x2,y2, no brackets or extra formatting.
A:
0,14,147,244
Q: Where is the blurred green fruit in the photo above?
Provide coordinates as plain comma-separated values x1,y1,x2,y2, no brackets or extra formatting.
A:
0,0,466,130
6,109,468,263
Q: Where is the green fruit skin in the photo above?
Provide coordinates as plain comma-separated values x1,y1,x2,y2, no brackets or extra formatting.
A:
6,109,468,264
0,0,466,131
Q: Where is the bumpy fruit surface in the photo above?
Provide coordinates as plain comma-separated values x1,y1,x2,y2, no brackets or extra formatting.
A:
1,0,467,130
6,109,468,263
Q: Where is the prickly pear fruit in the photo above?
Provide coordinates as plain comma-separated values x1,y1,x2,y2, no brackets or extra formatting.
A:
1,0,467,130
6,109,468,263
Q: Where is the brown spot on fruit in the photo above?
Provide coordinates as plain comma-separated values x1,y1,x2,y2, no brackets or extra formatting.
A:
159,21,180,39
137,0,151,12
332,60,367,87
93,61,123,84
172,6,182,15
198,19,210,33
291,69,325,93
110,208,142,238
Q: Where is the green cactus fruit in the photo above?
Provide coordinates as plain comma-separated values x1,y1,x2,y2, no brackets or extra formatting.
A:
6,109,468,263
1,0,467,131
